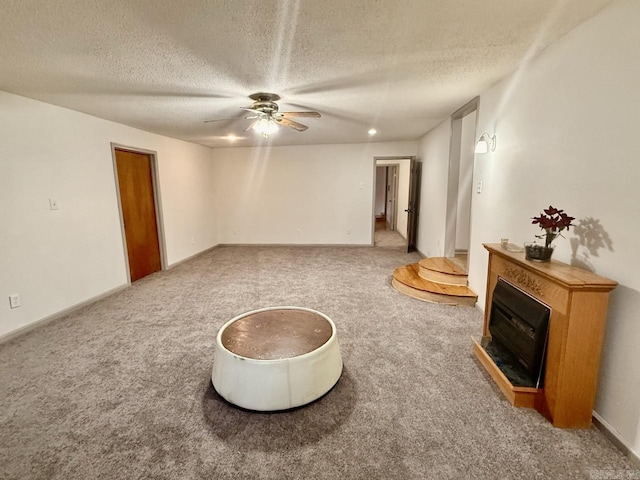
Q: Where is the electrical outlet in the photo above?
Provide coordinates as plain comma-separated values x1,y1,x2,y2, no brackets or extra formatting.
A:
9,294,20,309
476,181,483,194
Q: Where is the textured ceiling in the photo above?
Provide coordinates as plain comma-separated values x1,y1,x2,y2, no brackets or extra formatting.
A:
0,0,613,148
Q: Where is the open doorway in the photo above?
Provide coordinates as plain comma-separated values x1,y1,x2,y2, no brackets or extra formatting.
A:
372,157,417,251
444,98,479,272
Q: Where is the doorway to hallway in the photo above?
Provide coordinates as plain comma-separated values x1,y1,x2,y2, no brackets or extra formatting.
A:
373,157,418,251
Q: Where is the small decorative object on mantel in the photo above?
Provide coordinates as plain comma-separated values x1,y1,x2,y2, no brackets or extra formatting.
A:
525,206,575,262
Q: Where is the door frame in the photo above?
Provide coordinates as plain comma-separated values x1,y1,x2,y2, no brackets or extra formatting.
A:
110,143,167,283
371,156,417,247
444,96,479,261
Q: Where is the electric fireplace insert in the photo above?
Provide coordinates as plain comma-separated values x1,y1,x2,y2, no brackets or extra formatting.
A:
486,278,550,388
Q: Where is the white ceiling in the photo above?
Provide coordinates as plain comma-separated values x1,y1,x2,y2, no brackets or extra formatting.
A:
0,0,613,148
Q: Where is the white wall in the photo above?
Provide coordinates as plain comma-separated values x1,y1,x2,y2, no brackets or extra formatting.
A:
467,0,640,457
416,120,451,257
0,91,217,338
376,159,411,239
211,142,417,245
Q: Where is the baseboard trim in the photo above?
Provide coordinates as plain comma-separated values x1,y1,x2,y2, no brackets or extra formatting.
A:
593,411,640,467
167,245,219,269
1,244,221,344
0,284,129,345
218,243,373,248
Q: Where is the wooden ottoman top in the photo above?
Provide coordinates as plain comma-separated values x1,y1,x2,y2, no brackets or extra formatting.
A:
220,309,333,360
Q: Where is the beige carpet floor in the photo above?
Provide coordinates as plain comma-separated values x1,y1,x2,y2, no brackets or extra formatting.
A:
0,245,637,479
374,218,406,249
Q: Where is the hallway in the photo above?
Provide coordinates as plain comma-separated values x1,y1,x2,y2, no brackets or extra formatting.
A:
374,217,406,249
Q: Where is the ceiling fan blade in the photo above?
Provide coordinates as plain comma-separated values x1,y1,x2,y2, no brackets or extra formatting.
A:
279,111,321,118
276,117,308,132
244,119,259,132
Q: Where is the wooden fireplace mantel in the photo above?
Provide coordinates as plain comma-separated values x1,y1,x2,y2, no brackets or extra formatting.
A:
474,243,617,428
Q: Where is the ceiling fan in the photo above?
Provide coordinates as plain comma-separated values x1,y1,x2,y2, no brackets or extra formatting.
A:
205,92,321,138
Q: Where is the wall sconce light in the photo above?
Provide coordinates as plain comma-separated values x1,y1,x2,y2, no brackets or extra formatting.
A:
475,132,497,154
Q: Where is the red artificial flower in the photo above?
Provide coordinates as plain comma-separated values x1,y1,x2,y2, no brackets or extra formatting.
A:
531,206,575,247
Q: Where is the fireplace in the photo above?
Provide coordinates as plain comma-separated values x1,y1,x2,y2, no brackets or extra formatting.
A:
474,243,617,428
487,278,550,388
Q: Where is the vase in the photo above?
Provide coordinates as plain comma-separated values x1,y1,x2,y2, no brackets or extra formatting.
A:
524,243,554,262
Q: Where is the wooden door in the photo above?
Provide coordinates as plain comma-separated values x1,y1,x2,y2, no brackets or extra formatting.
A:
115,149,162,282
406,158,421,253
385,165,398,231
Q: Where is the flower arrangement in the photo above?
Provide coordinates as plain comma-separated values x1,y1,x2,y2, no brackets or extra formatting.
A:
531,206,575,248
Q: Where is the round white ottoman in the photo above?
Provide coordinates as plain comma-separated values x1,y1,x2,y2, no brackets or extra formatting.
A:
211,306,343,411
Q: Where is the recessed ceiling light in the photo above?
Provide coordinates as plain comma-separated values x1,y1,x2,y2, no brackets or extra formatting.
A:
226,134,238,142
368,128,377,136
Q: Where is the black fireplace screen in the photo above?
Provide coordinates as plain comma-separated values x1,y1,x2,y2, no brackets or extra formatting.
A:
488,278,550,388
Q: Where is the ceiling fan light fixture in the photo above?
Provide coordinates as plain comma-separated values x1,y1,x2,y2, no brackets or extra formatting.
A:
205,93,319,138
253,117,279,137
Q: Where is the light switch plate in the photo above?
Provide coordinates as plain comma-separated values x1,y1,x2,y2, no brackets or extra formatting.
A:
9,294,20,309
